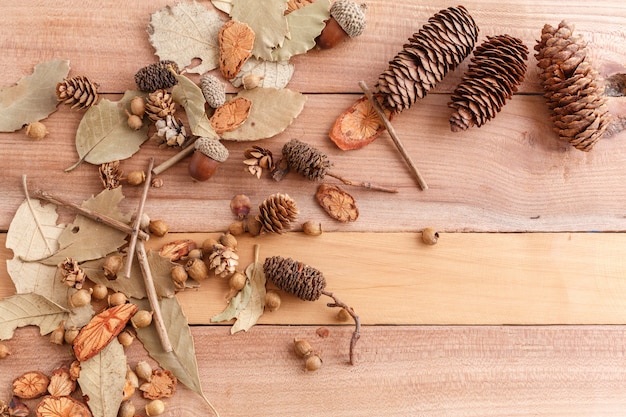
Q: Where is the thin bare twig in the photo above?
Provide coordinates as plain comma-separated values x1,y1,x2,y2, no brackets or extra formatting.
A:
21,175,54,255
321,290,360,365
30,189,149,241
123,158,154,279
152,140,196,176
326,172,398,193
359,80,428,191
136,239,173,353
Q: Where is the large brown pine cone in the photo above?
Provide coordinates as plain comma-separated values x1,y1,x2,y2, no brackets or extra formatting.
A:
376,5,479,113
282,138,332,181
263,256,326,301
449,34,528,132
134,60,179,92
256,193,298,234
534,21,610,151
56,76,99,109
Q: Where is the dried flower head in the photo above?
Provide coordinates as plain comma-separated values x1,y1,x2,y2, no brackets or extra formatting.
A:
139,369,177,400
58,257,87,289
152,115,188,148
208,243,239,277
99,161,123,190
243,146,274,179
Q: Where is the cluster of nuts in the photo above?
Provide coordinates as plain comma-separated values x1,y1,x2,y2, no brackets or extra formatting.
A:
125,95,146,131
293,339,323,372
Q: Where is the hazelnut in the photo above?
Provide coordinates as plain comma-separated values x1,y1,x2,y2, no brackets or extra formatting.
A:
302,220,322,236
145,399,165,416
230,194,251,219
293,339,313,358
149,219,169,237
108,292,127,307
25,121,49,140
102,255,124,280
69,288,92,308
91,284,109,300
126,170,146,186
135,361,153,381
229,271,247,292
305,354,323,372
118,330,135,347
185,258,209,281
316,0,367,49
131,310,153,329
188,137,229,181
130,96,146,116
0,343,11,359
171,265,188,289
421,227,439,245
151,177,164,188
219,232,238,250
264,290,281,312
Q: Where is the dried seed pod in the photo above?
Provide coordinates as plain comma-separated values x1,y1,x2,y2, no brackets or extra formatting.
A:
336,308,351,322
99,160,123,190
126,170,146,186
315,183,359,222
149,219,169,237
242,73,264,90
228,220,246,236
125,109,144,130
293,338,313,358
47,367,76,397
25,122,49,140
229,271,247,292
102,255,124,280
243,146,274,179
230,194,252,219
131,310,153,329
58,257,87,289
145,399,166,416
246,217,263,237
36,396,91,417
200,74,226,108
64,326,80,344
69,288,92,308
219,232,238,250
135,361,153,382
302,220,323,236
171,264,188,289
218,20,255,79
118,400,136,417
108,291,128,307
145,89,176,122
305,354,323,371
209,96,252,134
135,60,179,92
421,227,439,245
160,239,197,261
13,371,49,399
139,369,177,400
153,115,188,148
118,330,135,347
208,243,239,277
130,96,146,116
49,322,65,345
264,290,282,312
91,284,108,300
256,193,299,234
282,138,331,181
185,258,210,281
56,75,100,109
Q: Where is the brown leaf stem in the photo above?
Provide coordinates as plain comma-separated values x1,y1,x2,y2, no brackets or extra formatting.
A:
30,189,149,241
21,175,53,255
152,140,196,176
123,158,154,279
136,239,173,353
321,290,360,365
358,80,428,191
326,172,398,193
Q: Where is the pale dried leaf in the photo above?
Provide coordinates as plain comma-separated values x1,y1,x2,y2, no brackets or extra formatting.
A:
148,2,224,75
221,87,306,141
270,0,330,61
35,188,130,266
78,340,126,417
231,0,290,61
230,58,294,89
210,278,252,322
231,259,266,333
171,73,219,138
0,293,68,340
0,60,70,132
211,0,233,14
67,90,148,171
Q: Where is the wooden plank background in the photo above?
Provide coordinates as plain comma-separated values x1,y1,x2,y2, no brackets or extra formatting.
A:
1,1,626,416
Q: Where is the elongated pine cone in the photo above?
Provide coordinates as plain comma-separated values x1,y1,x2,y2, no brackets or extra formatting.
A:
282,138,332,181
534,21,610,151
449,34,528,132
263,256,326,301
376,6,479,113
135,60,179,92
145,89,176,122
256,193,298,234
56,76,99,109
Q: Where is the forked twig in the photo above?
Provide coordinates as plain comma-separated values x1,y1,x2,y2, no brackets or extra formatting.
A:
322,290,361,365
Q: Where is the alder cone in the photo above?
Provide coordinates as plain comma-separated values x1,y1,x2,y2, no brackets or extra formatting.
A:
449,34,528,132
534,21,610,151
282,138,332,181
376,5,479,113
263,256,326,301
256,193,298,234
134,60,179,92
56,76,99,109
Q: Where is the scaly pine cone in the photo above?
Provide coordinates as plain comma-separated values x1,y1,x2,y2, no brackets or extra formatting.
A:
243,146,274,178
449,34,528,132
376,6,479,113
534,21,610,151
256,193,298,234
145,89,176,122
282,138,332,181
56,75,99,109
263,256,326,301
134,60,179,92
208,243,239,277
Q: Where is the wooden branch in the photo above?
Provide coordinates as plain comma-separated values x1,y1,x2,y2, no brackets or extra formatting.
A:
123,158,154,279
326,172,398,193
359,80,429,191
152,141,196,176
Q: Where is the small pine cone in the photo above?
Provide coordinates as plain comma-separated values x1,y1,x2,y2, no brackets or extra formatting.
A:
243,146,274,179
282,138,332,181
256,193,298,234
145,89,176,122
534,21,610,151
449,35,528,132
376,6,479,113
200,74,226,108
56,75,99,109
134,60,179,92
99,161,123,190
263,256,326,301
208,243,239,277
153,115,188,147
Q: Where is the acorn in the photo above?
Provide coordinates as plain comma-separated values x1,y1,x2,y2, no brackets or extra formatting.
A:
316,0,367,49
188,137,229,181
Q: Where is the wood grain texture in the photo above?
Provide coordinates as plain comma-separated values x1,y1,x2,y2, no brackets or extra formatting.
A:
2,325,626,417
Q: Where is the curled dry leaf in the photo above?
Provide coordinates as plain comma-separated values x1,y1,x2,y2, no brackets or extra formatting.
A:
35,395,92,417
47,367,76,398
159,239,197,262
73,303,138,362
139,369,177,400
210,97,252,134
219,20,255,79
286,0,315,14
230,58,294,89
315,183,359,222
329,95,393,150
13,371,49,399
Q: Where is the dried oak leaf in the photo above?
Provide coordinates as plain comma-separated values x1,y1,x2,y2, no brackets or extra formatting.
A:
219,20,255,79
0,59,70,132
35,395,91,417
148,2,224,75
13,371,49,399
139,369,177,400
315,183,359,222
329,95,393,150
72,303,138,362
47,368,76,398
210,97,253,134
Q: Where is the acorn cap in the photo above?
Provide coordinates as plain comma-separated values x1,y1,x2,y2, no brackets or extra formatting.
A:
330,0,367,38
200,74,226,108
195,137,229,162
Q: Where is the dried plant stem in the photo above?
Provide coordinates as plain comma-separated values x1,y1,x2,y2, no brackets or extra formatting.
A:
321,290,360,365
359,80,429,191
21,175,54,255
30,189,149,241
152,141,196,176
326,172,398,193
136,239,173,353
